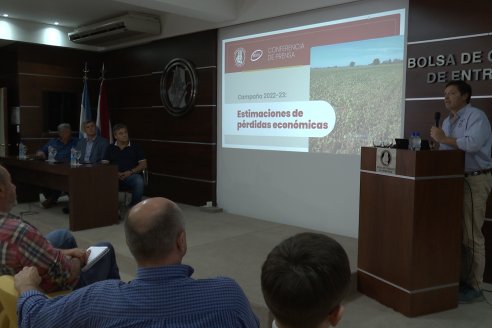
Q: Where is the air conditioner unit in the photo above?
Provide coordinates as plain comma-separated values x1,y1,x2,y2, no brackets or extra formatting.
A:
68,13,161,46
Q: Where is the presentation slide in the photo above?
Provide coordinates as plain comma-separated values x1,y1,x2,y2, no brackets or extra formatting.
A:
222,9,405,154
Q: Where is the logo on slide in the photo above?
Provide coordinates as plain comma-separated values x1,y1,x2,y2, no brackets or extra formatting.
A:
234,48,246,67
250,49,263,62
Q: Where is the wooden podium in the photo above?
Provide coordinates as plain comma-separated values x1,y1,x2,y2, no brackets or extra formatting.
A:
358,147,465,317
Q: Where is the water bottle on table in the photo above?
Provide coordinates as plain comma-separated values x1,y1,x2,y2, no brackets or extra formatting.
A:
18,140,27,160
70,148,77,166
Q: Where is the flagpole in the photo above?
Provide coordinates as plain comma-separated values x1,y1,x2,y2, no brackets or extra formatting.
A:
83,62,89,81
96,63,112,143
79,62,91,139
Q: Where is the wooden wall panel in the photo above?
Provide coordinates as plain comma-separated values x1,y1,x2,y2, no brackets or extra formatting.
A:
145,174,215,206
138,140,215,180
407,1,491,42
107,68,216,109
406,35,492,99
406,0,492,283
104,29,218,204
109,106,215,142
103,30,217,75
18,75,82,105
0,45,20,155
16,43,101,77
107,74,161,108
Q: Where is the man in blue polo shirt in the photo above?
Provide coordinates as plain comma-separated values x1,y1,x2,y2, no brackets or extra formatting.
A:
103,123,147,207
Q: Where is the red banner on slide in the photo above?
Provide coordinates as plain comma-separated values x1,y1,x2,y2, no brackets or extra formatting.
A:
224,14,401,73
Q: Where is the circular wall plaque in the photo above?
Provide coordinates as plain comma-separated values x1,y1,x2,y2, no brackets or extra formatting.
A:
160,58,198,117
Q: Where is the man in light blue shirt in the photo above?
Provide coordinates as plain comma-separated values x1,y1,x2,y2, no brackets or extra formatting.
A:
430,80,492,303
14,197,260,328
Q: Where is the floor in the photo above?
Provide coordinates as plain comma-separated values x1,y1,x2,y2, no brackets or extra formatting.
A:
13,197,492,328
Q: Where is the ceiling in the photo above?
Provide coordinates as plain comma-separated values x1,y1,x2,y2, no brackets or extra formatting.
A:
0,0,360,49
1,0,237,28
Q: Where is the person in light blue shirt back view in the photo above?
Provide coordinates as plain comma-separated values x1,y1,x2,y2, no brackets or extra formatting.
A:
430,80,492,303
14,197,260,328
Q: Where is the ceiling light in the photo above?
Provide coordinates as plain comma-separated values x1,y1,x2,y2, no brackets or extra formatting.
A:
54,21,59,25
2,14,8,18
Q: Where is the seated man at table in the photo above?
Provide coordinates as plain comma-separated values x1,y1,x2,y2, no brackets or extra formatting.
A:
261,233,351,328
0,164,120,293
76,120,109,164
35,123,79,208
59,120,110,215
102,123,147,208
14,197,259,327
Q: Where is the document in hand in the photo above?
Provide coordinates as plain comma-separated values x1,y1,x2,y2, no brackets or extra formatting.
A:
81,246,109,272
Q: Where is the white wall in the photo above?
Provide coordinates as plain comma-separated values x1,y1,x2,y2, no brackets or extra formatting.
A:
217,0,408,238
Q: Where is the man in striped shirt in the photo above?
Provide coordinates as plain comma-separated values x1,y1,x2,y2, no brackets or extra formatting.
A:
15,197,260,328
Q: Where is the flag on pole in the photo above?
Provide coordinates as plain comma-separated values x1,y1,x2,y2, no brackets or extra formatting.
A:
96,64,112,143
79,78,91,138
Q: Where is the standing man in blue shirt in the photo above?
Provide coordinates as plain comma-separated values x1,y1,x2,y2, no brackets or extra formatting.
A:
35,123,78,208
430,80,492,303
103,123,147,208
14,197,260,328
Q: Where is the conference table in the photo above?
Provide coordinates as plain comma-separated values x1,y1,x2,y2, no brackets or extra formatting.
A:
1,157,119,231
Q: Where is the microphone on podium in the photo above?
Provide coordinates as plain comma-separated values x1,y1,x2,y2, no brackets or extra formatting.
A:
434,112,441,127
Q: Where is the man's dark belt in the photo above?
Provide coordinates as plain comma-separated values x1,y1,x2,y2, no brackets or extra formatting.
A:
464,168,492,177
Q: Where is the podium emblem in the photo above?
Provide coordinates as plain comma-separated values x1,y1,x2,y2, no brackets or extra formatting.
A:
376,148,396,174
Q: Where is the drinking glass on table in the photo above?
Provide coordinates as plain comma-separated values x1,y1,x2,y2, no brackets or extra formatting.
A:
75,150,82,165
48,146,57,162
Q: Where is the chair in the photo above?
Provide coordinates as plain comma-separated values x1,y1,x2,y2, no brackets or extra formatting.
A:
119,169,149,209
0,275,69,328
0,276,18,328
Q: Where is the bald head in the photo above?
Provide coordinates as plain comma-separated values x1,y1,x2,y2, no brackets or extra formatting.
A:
125,197,186,265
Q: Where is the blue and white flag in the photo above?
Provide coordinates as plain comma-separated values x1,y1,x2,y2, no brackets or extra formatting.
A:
79,79,92,138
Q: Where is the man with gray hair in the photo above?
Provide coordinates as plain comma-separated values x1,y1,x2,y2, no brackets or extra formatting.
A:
14,197,260,327
35,123,78,208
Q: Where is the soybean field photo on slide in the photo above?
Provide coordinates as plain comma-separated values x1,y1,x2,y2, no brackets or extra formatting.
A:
309,63,403,154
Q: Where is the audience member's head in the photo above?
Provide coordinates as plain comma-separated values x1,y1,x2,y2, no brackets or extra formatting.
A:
125,197,186,266
0,165,17,213
261,232,351,328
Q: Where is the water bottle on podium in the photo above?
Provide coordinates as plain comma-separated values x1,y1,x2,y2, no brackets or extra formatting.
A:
409,132,421,151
